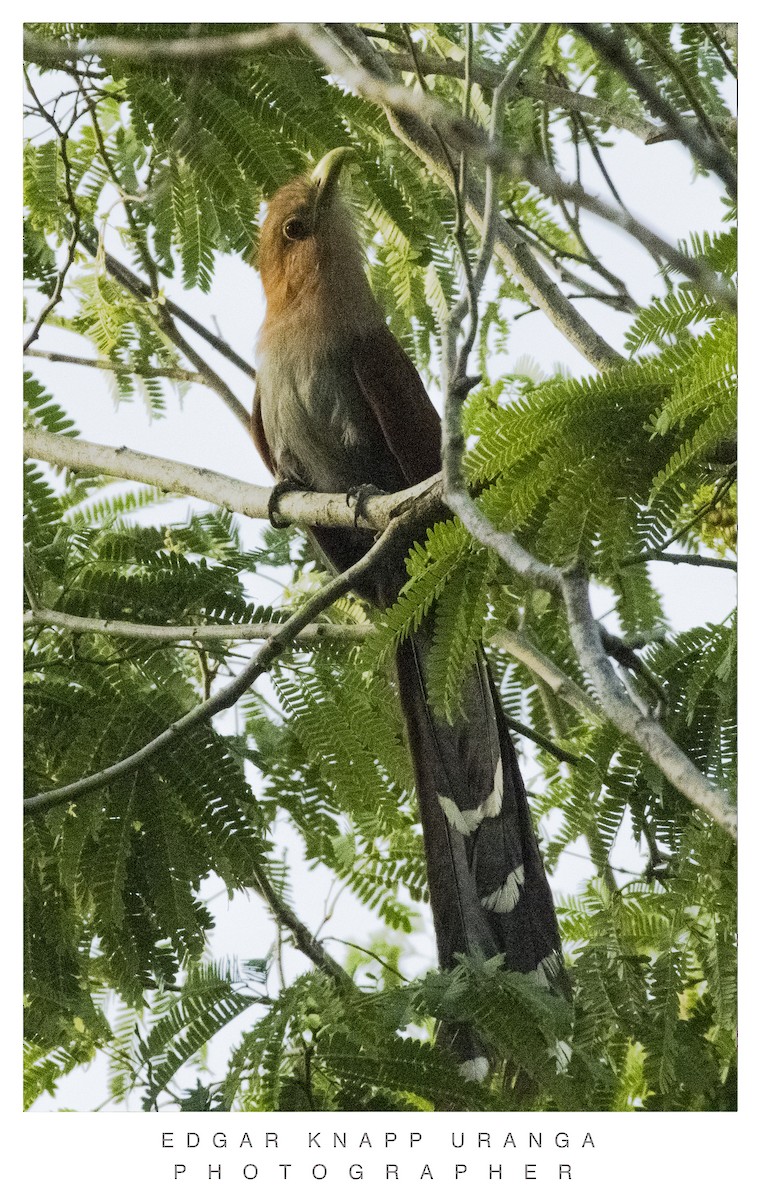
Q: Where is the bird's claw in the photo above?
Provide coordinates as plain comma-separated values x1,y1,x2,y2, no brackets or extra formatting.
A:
268,480,304,529
346,483,386,529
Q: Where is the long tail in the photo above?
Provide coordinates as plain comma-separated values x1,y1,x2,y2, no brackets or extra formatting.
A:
396,624,565,1075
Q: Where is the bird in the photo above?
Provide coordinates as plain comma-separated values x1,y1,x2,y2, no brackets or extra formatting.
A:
252,147,565,1080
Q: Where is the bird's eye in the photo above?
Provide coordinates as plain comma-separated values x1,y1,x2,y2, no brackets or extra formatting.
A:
283,217,310,242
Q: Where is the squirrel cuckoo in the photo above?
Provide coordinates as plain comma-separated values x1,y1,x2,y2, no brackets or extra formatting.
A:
252,149,565,1079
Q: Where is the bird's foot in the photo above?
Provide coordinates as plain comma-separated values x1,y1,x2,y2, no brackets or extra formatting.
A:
268,479,305,529
345,483,386,529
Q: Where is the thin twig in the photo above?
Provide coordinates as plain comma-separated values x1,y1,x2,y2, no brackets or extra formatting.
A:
82,237,251,429
505,713,582,765
25,347,206,384
80,85,160,294
254,867,353,988
440,30,550,509
23,71,83,350
504,202,636,307
77,232,256,380
324,938,409,983
635,23,729,150
649,472,736,555
599,628,669,710
621,550,735,571
701,24,737,78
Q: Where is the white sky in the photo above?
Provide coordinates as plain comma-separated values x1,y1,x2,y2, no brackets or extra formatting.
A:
23,43,738,1112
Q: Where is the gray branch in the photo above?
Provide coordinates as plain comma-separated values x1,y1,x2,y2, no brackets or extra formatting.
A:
24,608,374,644
23,426,440,533
23,25,295,65
561,569,736,838
327,23,622,371
24,609,599,741
26,25,731,149
422,30,735,841
24,430,735,836
491,628,601,721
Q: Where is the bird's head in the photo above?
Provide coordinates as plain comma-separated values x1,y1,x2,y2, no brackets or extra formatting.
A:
258,147,374,336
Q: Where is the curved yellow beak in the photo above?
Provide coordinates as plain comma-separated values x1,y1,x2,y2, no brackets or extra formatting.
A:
311,147,354,210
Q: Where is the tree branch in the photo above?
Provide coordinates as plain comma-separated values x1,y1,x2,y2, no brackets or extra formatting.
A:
80,237,251,430
621,551,736,571
505,714,582,766
28,24,732,149
24,24,295,65
253,866,354,988
30,24,736,331
633,23,729,150
328,24,622,370
325,24,735,323
24,488,437,816
382,50,735,146
24,608,374,644
572,23,737,198
23,426,440,532
24,608,595,760
77,233,256,381
23,71,82,350
428,30,736,841
24,435,733,833
560,568,736,838
491,628,602,721
25,347,206,385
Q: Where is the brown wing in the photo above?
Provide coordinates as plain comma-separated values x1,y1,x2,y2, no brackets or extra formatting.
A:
250,381,276,476
352,324,442,487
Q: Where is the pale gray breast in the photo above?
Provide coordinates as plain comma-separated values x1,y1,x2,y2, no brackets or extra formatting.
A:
257,338,404,494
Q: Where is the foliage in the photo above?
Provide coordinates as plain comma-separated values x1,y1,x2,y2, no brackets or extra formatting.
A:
23,22,736,1112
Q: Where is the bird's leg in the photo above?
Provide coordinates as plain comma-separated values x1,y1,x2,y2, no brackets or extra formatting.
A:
268,479,307,529
345,483,387,529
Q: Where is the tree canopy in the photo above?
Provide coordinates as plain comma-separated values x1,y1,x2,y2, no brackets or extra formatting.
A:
23,21,737,1112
